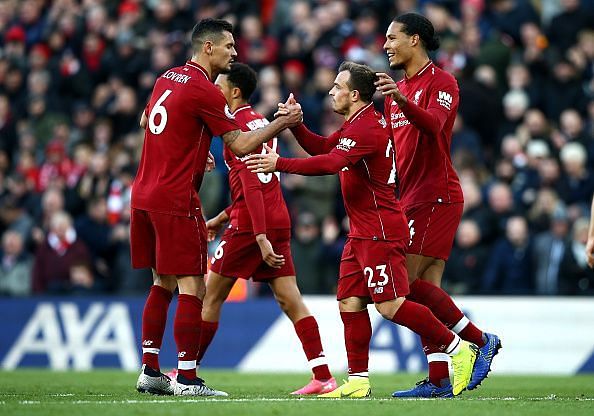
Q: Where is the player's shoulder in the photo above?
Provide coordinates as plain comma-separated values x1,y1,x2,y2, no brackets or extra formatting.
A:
430,64,459,90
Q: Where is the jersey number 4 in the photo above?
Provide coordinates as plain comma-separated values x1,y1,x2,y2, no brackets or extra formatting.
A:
148,89,172,135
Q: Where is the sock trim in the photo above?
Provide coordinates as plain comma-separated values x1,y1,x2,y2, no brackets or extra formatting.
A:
178,360,197,370
427,352,450,363
142,348,160,355
445,335,461,355
452,316,470,334
308,356,328,370
349,372,369,378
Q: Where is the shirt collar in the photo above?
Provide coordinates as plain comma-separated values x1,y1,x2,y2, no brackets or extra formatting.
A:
185,60,210,80
405,60,433,83
347,102,374,124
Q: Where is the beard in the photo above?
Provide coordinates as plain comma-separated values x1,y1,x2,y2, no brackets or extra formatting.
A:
390,61,405,70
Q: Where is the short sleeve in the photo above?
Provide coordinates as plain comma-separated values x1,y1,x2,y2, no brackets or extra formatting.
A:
196,84,239,136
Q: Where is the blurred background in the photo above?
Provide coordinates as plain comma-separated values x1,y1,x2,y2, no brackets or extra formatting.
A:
0,0,593,374
1,0,594,298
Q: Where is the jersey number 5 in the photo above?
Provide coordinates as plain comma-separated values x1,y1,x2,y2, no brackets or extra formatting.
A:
148,89,172,135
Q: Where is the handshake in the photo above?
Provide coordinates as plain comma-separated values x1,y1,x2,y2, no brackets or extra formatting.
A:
274,93,303,125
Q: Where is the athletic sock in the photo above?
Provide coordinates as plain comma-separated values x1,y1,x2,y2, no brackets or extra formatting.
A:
423,339,451,387
196,320,219,364
294,316,332,380
391,299,455,352
141,285,172,371
340,310,372,376
409,279,485,347
174,294,202,380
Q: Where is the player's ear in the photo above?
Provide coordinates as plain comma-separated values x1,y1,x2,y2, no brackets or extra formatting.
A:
351,89,360,103
231,87,242,99
204,40,214,55
411,34,419,47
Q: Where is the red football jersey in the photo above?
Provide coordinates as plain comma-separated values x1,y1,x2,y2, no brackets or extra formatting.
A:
278,104,409,241
132,61,238,216
224,105,291,234
384,61,463,209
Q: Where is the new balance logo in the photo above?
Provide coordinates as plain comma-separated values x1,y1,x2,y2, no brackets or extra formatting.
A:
437,91,452,110
337,137,356,152
142,340,153,346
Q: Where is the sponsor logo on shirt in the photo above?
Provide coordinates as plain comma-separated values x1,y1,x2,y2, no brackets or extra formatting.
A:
337,137,356,151
413,89,423,105
391,111,410,128
437,91,452,110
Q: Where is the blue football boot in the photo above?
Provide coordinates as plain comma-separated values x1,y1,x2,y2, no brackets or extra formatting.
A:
468,333,502,390
392,378,454,398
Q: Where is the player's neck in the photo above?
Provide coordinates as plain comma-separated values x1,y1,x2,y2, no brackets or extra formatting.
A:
404,54,431,79
345,101,368,121
228,100,249,113
190,55,215,80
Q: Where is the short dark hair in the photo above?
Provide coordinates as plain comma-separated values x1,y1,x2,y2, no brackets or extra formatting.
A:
338,61,377,103
191,18,233,50
227,63,258,100
394,13,440,51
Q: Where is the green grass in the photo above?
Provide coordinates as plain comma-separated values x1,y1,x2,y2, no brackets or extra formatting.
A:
0,371,593,416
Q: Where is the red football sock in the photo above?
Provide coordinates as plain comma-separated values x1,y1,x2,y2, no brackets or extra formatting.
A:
340,310,372,376
174,294,202,380
423,338,451,387
294,316,332,380
391,299,455,352
197,320,219,364
141,285,173,371
409,279,485,347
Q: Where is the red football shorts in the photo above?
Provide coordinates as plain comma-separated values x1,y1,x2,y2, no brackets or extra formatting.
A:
209,228,295,281
337,238,409,303
130,208,207,275
404,202,463,260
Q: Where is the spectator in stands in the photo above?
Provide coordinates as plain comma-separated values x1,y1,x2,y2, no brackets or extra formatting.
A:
482,215,534,294
32,210,94,294
558,142,594,207
559,217,594,295
444,219,489,295
290,211,323,295
0,230,32,296
532,206,571,295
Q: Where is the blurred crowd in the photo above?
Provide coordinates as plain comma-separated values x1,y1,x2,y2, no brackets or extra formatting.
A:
0,0,593,297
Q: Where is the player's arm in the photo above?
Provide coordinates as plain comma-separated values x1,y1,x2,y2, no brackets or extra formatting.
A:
236,161,285,268
246,144,350,176
289,124,341,156
586,195,594,269
205,208,230,242
139,111,147,129
222,104,303,157
376,73,456,137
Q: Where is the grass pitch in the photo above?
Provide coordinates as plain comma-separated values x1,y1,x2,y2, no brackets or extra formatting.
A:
1,371,593,416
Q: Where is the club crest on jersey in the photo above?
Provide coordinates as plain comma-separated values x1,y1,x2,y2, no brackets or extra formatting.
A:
337,137,356,151
224,104,235,119
413,89,423,105
378,116,387,128
437,91,452,110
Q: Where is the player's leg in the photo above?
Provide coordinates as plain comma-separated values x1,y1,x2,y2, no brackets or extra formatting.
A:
406,203,500,391
131,208,176,395
146,212,226,397
267,275,336,394
198,271,236,368
319,240,372,398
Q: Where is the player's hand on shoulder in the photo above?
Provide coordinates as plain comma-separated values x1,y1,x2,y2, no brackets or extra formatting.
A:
246,144,278,173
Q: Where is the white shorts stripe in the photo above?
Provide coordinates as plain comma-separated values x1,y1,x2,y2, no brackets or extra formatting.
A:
142,348,160,355
452,316,470,334
178,360,197,370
